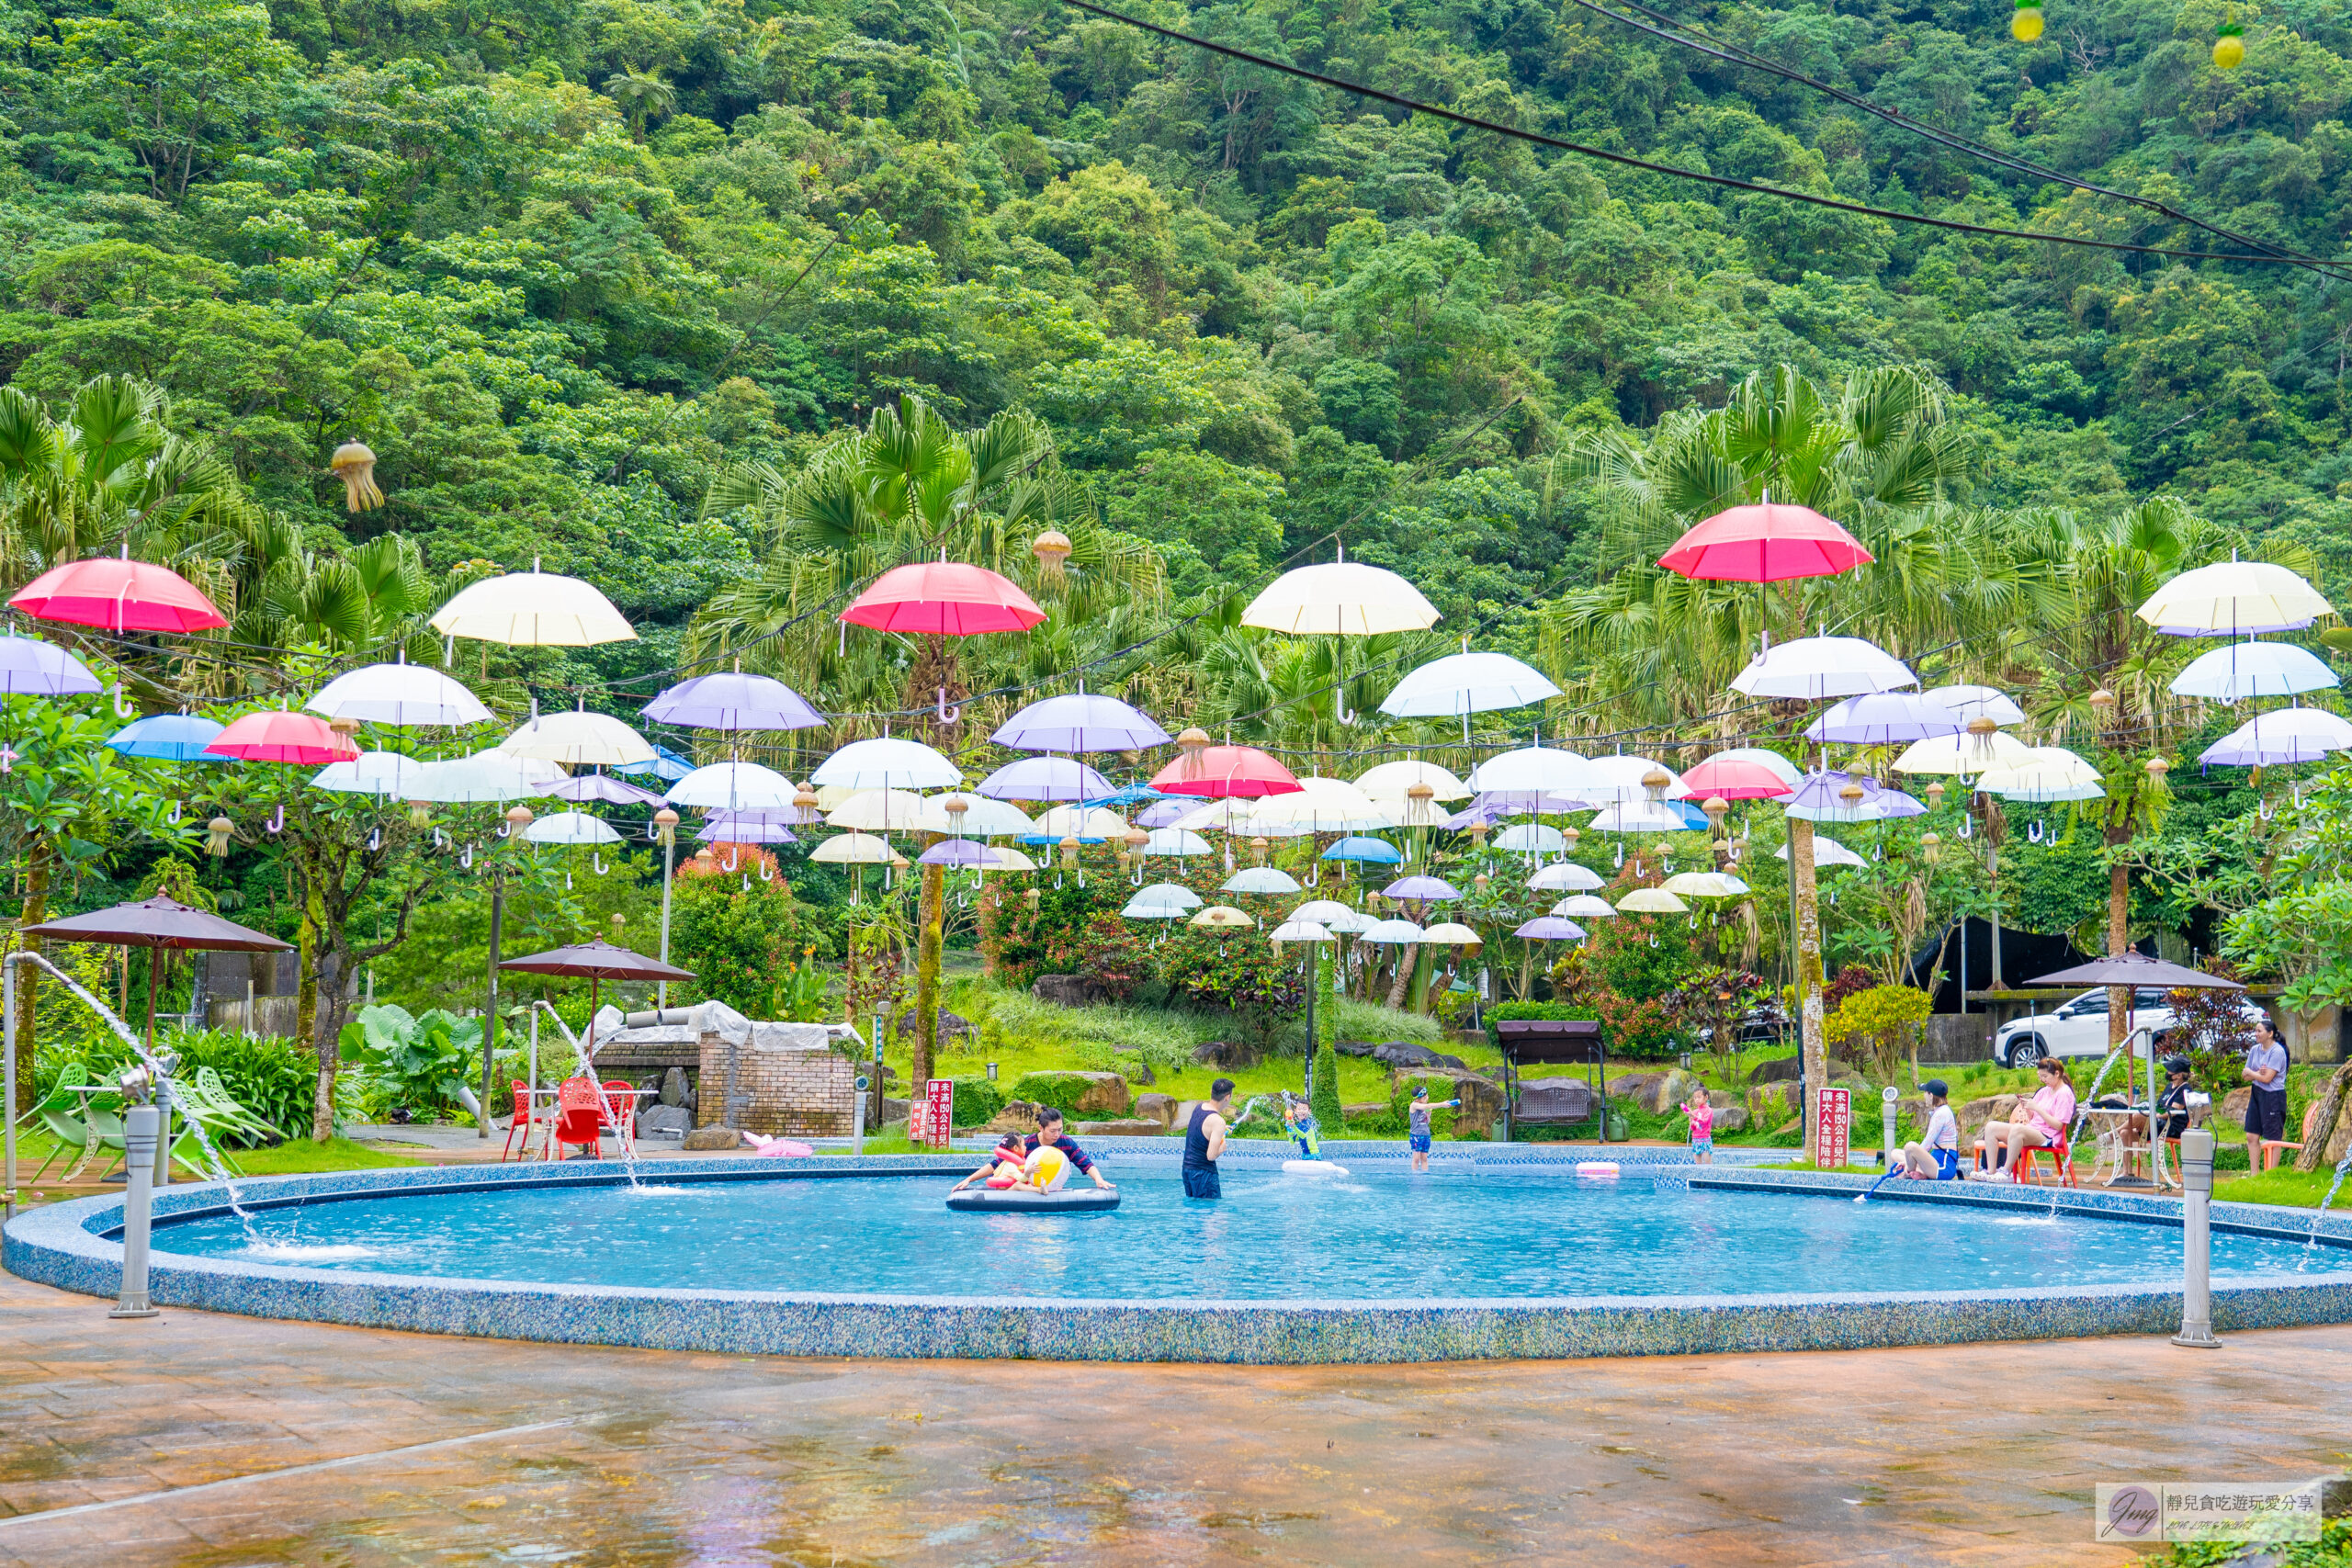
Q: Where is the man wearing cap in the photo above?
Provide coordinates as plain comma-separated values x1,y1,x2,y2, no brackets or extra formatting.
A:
1898,1079,1961,1180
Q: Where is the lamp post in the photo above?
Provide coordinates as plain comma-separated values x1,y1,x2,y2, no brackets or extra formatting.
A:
112,1102,160,1318
2172,1127,2222,1348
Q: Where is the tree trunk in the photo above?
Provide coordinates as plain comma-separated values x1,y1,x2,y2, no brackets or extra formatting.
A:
2294,1062,2352,1174
2107,833,2132,1059
9,847,51,1118
1792,819,1827,1163
912,852,944,1092
1386,945,1417,1010
299,879,331,1142
978,882,1001,978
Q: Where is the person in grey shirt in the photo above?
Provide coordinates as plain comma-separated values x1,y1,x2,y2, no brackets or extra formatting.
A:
2242,1016,2290,1170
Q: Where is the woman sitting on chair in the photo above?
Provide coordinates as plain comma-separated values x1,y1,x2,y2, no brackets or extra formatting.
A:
1974,1056,2075,1180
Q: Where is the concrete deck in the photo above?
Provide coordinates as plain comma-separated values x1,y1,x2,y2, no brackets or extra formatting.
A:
0,1269,2345,1565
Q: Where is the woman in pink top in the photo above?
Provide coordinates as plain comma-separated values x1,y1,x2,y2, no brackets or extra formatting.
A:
1976,1057,2076,1179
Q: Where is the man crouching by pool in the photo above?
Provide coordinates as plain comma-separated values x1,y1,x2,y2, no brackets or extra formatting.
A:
949,1108,1116,1192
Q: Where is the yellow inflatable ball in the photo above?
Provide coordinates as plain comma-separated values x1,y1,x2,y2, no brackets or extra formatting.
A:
2011,3,2043,41
1023,1144,1069,1191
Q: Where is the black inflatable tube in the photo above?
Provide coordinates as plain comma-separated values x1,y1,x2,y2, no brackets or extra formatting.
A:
945,1186,1121,1213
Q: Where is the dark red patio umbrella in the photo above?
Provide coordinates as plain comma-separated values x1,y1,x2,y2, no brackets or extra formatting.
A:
18,898,290,1057
498,940,695,1056
2022,953,2245,992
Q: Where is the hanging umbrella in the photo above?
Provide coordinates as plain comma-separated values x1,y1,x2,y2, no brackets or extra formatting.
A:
1143,827,1213,856
1731,637,1917,700
1584,802,1700,834
307,658,492,728
1133,796,1191,828
1172,797,1262,834
2137,560,2333,637
1582,754,1687,805
1710,747,1805,787
1530,863,1603,892
1353,760,1472,802
2198,708,2352,767
617,744,695,783
107,714,228,762
1241,558,1440,635
1891,729,2032,776
642,671,824,731
1270,919,1334,945
1493,823,1565,852
1243,777,1393,832
1514,916,1588,941
1553,895,1617,919
0,632,100,695
1804,692,1963,746
841,559,1045,636
1290,897,1359,927
1679,752,1797,801
497,940,695,1055
812,737,961,792
1451,792,1589,823
2171,642,2339,703
1358,918,1426,943
525,811,623,846
1190,905,1255,929
311,750,426,797
1973,748,2106,802
1322,836,1403,864
430,566,635,646
1382,874,1462,902
1775,835,1867,869
8,555,226,635
1420,921,1483,946
1378,650,1560,718
973,755,1114,803
1127,882,1205,914
1781,771,1928,822
1149,744,1302,799
665,761,797,813
1030,805,1127,841
989,846,1039,872
1616,888,1688,915
17,897,289,1062
1920,683,2027,727
1467,746,1598,798
917,839,1001,867
411,750,565,803
1657,500,1871,581
825,789,927,830
1662,871,1748,897
1224,866,1301,895
991,691,1170,752
695,812,801,845
810,832,895,864
205,710,359,765
500,706,656,768
539,773,666,807
910,795,1035,837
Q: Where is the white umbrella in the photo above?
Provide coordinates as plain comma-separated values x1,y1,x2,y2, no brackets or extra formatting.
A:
1973,747,2105,802
2199,707,2352,766
1143,827,1213,856
307,657,491,728
1730,636,1917,699
668,761,798,811
1776,835,1866,869
429,564,635,646
826,789,927,830
988,847,1039,872
1662,871,1748,897
1224,866,1302,895
2171,641,2339,703
499,706,655,767
1353,759,1471,802
1379,649,1560,720
1033,805,1127,840
1921,683,2027,727
409,750,565,803
1530,862,1604,892
1358,918,1426,943
1493,823,1564,852
311,750,426,797
906,795,1034,837
1582,753,1685,805
1804,692,1962,746
810,832,895,864
811,737,960,792
1891,728,2032,776
1241,558,1441,635
1245,777,1393,832
1584,802,1699,834
1420,921,1483,946
1128,882,1204,911
1552,894,1617,919
1616,887,1688,914
1173,798,1262,834
525,810,622,846
1467,745,1598,797
2138,560,2333,637
1290,898,1358,926
1270,919,1334,944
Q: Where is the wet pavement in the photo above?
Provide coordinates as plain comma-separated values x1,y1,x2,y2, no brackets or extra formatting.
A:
0,1268,2346,1565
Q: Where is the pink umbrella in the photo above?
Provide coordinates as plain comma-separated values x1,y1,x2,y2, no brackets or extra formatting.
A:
8,555,227,635
1148,744,1303,799
1657,501,1871,583
841,561,1045,637
205,711,360,765
1680,756,1797,801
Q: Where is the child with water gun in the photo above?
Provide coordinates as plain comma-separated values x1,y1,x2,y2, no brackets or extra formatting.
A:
1408,1084,1462,1172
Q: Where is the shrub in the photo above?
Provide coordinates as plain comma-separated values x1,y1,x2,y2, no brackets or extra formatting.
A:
1824,984,1933,1083
1042,911,1157,1000
1660,965,1768,1058
81,1027,315,1147
1825,964,1876,1012
1388,1072,1460,1137
950,1076,1005,1128
671,873,808,1014
1329,997,1443,1044
337,1005,482,1118
1159,930,1305,1050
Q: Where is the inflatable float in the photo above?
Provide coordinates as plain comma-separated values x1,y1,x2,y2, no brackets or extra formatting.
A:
945,1186,1121,1213
1576,1160,1622,1180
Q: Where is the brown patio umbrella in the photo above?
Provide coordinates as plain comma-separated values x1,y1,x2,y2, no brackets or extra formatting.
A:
497,940,695,1056
19,897,292,1058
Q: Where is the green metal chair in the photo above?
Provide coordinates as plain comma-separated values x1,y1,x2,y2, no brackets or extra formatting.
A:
19,1086,95,1184
190,1066,284,1145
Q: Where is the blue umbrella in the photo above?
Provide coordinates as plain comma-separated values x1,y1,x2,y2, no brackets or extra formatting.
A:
617,742,695,783
1080,784,1171,810
1321,836,1402,863
107,714,230,762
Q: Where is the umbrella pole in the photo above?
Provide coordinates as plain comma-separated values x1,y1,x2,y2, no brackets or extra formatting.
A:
4,957,16,1213
481,872,503,1142
658,835,675,1010
149,947,168,1188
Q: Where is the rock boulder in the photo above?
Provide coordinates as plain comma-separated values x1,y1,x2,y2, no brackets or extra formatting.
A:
2221,1086,2252,1128
1116,1054,1157,1087
1133,1093,1177,1129
1032,974,1110,1008
1374,1041,1465,1071
639,1104,694,1137
659,1067,688,1108
682,1126,742,1151
1192,1039,1261,1069
986,1100,1043,1134
1749,1054,1803,1084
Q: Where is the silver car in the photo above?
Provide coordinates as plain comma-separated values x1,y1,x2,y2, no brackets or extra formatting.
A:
1992,987,2266,1066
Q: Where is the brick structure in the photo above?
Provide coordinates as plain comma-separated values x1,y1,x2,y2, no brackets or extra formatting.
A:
690,1006,859,1138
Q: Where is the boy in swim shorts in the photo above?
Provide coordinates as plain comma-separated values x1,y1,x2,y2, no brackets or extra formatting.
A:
1408,1084,1460,1172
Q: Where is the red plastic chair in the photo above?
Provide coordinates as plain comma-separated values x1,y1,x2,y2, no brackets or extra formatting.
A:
501,1079,538,1162
548,1077,605,1160
599,1079,639,1156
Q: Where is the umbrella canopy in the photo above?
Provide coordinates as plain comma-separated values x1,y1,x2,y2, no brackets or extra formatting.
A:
1382,874,1462,901
1657,501,1871,582
991,692,1170,752
410,749,565,803
525,810,623,846
2171,641,2339,703
973,755,1114,803
1514,916,1588,941
1244,777,1392,832
1353,759,1472,803
107,714,227,762
1223,866,1302,896
1804,692,1963,746
1133,796,1191,828
1679,752,1796,801
1270,919,1334,944
1322,835,1403,863
1358,919,1425,943
1420,921,1483,946
8,556,225,635
1452,792,1591,823
1775,835,1866,869
1711,747,1805,787
910,795,1035,837
1584,802,1700,834
1781,771,1927,821
917,838,1001,867
431,567,635,646
1241,559,1441,636
1972,748,2106,801
1921,683,2027,727
1662,871,1748,897
1031,804,1127,840
1289,898,1359,927
1494,823,1565,852
206,710,359,765
666,761,798,811
810,832,895,864
1378,651,1560,717
2023,952,2246,991
1530,863,1604,892
1172,797,1263,834
1190,905,1255,929
1467,746,1597,798
1143,827,1213,856
0,632,100,696
307,659,492,728
811,737,961,792
1128,882,1205,913
1149,744,1302,799
20,897,289,952
642,671,824,732
1731,637,1917,700
2138,560,2333,637
1582,753,1686,805
989,846,1039,871
1553,894,1618,919
1616,887,1688,915
311,750,426,797
2199,708,2352,767
500,707,655,768
841,560,1045,636
1891,729,2032,777
695,812,801,845
825,788,927,830
498,939,692,982
539,772,666,807
617,744,695,783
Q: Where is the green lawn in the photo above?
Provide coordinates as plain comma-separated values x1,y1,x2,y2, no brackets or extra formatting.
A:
2216,1166,2352,1210
6,1131,421,1195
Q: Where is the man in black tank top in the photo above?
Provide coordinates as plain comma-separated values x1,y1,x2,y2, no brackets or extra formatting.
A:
1182,1078,1233,1199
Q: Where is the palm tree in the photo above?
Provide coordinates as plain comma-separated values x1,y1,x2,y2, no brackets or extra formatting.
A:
602,69,676,141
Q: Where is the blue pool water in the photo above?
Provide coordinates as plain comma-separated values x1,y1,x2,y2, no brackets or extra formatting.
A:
149,1170,2332,1301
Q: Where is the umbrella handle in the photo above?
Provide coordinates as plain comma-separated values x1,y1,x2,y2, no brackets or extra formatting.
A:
266,805,284,834
936,687,960,726
111,683,134,719
595,852,608,875
759,857,774,881
0,743,12,774
167,800,180,824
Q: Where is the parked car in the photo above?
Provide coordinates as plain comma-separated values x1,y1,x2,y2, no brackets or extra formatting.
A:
1992,987,2267,1066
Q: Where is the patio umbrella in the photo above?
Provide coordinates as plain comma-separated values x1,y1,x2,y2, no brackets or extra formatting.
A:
668,760,799,811
1383,874,1461,902
8,553,226,635
825,789,927,830
107,714,227,762
524,811,623,846
812,737,961,792
1731,637,1917,700
1514,916,1588,941
642,671,824,731
430,565,635,646
1530,863,1604,892
0,632,100,695
307,656,492,728
1921,683,2027,727
1973,748,2105,802
841,559,1046,636
2171,641,2339,703
2027,952,2245,991
1891,729,2032,776
1149,744,1301,798
1494,823,1565,852
1804,692,1963,746
206,710,359,765
311,750,426,797
1616,887,1688,915
1270,919,1334,945
15,897,288,1077
2138,560,2332,637
1657,499,1871,581
1420,921,1483,946
1775,835,1867,869
974,755,1114,803
1358,918,1425,943
2198,708,2352,767
1143,827,1212,856
500,705,656,768
1583,754,1687,805
1322,836,1403,864
497,939,695,1055
1224,866,1301,895
695,812,800,845
1679,752,1797,801
991,691,1170,752
539,772,666,807
810,832,894,864
410,750,565,803
1553,895,1617,919
1378,649,1560,739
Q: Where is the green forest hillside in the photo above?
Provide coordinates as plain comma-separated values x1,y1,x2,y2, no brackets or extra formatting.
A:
6,0,2349,676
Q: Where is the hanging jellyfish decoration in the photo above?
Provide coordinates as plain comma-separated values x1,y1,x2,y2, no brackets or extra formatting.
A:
205,816,235,858
330,440,387,511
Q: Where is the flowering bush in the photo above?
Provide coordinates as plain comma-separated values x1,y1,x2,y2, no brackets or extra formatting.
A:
1160,930,1305,1049
1824,983,1933,1082
1043,912,1158,1001
1660,965,1769,1057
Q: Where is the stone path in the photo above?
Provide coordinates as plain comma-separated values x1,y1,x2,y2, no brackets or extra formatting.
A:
1,1269,2346,1565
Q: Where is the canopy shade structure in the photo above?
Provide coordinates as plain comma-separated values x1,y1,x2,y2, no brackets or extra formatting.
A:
409,750,565,803
1679,752,1796,801
1781,771,1927,822
2137,560,2333,637
665,760,798,811
1584,802,1700,834
1322,835,1403,863
1143,827,1213,856
1529,862,1604,893
810,832,895,864
2198,708,2352,767
1661,871,1748,897
1270,919,1334,945
1972,747,2106,802
917,839,1001,867
1241,559,1441,636
1552,895,1618,919
1493,823,1565,853
616,744,694,783
1775,834,1867,869
1804,692,1963,746
1420,922,1483,947
1031,804,1128,840
205,710,359,765
311,750,425,797
1514,916,1588,941
22,897,289,953
499,707,655,768
524,810,623,846
0,632,100,696
1357,919,1425,943
430,567,635,647
1731,637,1917,700
8,556,226,635
1353,760,1471,803
1223,866,1302,896
1190,905,1255,929
811,737,960,792
909,795,1035,837
2170,641,2339,703
538,772,666,807
1243,777,1393,833
1582,753,1686,805
1382,874,1462,902
1615,888,1688,915
1657,500,1871,582
1126,882,1204,913
1149,744,1302,799
1921,683,2027,727
307,660,492,728
2024,952,2245,990
824,789,926,830
841,560,1045,636
990,692,1170,752
107,714,227,762
695,812,801,845
641,671,824,732
1467,746,1597,798
973,755,1114,803
1378,650,1560,717
1891,728,2032,776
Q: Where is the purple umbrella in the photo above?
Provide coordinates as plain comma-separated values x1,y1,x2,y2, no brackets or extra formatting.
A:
539,772,667,807
1803,693,1963,746
1134,796,1190,828
1781,770,1926,823
974,755,1114,802
643,671,824,732
917,838,1001,866
696,813,800,845
1383,874,1463,902
1513,916,1588,941
991,692,1171,753
0,631,101,696
1460,790,1595,820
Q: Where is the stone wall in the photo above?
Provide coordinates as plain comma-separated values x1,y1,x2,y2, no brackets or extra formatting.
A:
694,1010,857,1137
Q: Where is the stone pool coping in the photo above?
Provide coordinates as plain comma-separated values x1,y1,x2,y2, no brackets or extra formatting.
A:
8,1152,2351,1365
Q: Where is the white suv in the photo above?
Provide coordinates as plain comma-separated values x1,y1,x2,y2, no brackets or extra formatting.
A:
1992,987,2267,1066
